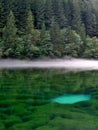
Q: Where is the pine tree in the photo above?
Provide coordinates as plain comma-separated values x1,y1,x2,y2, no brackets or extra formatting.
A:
71,0,85,37
0,2,3,38
25,9,34,35
62,28,83,57
24,9,34,55
65,0,73,27
40,23,46,40
52,0,67,28
25,9,40,45
39,23,53,56
13,0,30,33
82,0,97,37
3,10,17,57
24,9,40,58
50,18,63,56
1,0,14,27
33,0,45,29
87,13,97,37
62,0,69,27
45,0,53,29
0,1,7,38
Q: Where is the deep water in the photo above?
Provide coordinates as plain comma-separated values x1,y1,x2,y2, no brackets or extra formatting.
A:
0,69,98,130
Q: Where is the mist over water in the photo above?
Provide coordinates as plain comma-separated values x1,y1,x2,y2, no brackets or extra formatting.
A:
0,58,98,70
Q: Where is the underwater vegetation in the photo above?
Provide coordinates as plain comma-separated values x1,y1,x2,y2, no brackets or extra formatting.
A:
0,69,98,130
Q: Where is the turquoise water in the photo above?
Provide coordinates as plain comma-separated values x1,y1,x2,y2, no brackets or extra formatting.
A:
52,94,91,104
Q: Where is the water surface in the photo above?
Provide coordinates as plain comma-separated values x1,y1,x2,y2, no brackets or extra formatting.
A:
0,68,98,130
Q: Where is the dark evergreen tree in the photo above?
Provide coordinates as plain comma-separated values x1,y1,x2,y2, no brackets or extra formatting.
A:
62,0,69,26
44,0,53,29
52,0,67,28
33,0,45,29
13,0,30,34
82,0,97,37
87,13,97,37
25,9,34,34
71,0,86,39
39,23,53,56
24,9,40,58
67,0,73,27
0,0,11,38
62,28,83,57
40,23,46,40
3,10,17,57
0,2,3,38
50,18,64,56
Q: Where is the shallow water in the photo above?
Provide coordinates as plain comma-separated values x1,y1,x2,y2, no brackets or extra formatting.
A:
0,68,98,129
52,94,91,104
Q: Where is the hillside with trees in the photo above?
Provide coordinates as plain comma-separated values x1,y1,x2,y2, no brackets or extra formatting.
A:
0,0,98,59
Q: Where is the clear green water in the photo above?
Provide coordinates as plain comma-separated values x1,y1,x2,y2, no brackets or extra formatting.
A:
52,94,91,104
0,69,98,130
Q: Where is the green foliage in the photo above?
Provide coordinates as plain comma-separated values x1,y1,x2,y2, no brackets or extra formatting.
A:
13,0,30,33
62,28,83,57
45,0,53,29
14,37,24,58
25,10,34,34
0,39,3,57
2,10,17,57
50,18,64,57
24,30,40,58
39,25,53,57
33,0,45,29
3,10,17,42
83,36,98,58
52,0,67,28
1,0,98,59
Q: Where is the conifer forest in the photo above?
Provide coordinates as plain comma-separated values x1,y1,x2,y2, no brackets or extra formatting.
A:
0,0,98,59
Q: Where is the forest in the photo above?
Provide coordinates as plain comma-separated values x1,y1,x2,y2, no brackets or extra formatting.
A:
0,0,98,59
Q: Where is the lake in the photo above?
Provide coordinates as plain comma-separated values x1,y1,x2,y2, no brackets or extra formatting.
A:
1,59,98,130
